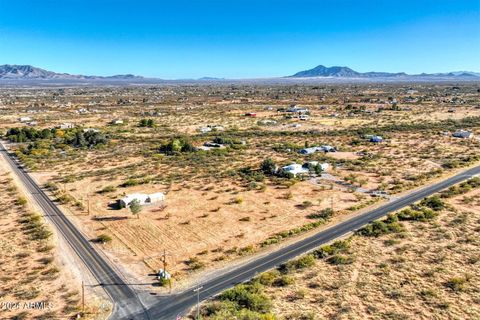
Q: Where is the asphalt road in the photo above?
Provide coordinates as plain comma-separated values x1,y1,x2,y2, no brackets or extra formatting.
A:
0,143,151,320
137,164,480,320
2,140,479,320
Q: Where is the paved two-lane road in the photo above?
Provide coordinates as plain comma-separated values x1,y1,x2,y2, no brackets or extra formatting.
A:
136,164,480,320
0,142,151,320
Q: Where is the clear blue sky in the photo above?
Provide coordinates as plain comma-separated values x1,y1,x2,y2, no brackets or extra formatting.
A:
0,0,479,78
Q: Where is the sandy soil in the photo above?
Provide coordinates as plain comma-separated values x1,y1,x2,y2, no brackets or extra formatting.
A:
0,154,111,320
262,188,480,319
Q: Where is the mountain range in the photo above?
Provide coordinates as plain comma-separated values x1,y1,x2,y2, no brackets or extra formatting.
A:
290,65,480,79
0,64,479,82
0,64,142,80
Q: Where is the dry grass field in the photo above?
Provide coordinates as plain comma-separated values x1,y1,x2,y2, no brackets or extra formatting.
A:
1,83,479,289
0,158,110,320
198,181,480,319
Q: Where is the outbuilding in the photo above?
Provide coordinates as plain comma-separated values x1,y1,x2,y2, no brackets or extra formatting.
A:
119,192,165,208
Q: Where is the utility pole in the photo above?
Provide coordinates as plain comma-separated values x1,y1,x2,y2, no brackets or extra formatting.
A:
160,249,172,292
87,195,90,216
193,284,203,320
330,196,334,212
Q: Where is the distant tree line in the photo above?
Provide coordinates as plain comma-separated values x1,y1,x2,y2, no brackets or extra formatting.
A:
5,127,108,148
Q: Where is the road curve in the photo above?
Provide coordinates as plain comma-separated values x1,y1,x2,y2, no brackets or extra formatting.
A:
0,142,151,320
135,164,480,320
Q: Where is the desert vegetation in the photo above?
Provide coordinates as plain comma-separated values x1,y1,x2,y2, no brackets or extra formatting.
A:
0,83,478,288
197,180,480,319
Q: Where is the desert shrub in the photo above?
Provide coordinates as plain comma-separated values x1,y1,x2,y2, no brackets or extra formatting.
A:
29,225,52,241
233,197,243,204
16,197,28,206
138,118,155,127
298,201,313,209
307,207,334,220
97,185,116,194
38,257,54,265
44,182,58,191
280,254,316,273
357,214,404,237
440,178,480,198
420,196,445,211
327,254,354,265
312,240,350,259
255,270,281,286
95,234,112,243
445,276,469,292
158,278,172,287
273,275,294,287
238,245,255,255
397,207,438,221
212,136,243,146
238,166,265,183
261,220,326,247
159,136,195,155
219,282,272,313
56,193,74,204
185,257,205,270
260,158,277,175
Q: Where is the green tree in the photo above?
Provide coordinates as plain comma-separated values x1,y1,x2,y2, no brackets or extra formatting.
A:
260,158,277,175
129,199,142,219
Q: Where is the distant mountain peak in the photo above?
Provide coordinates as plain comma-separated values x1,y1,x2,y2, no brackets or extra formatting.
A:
292,65,359,77
289,65,480,79
0,64,143,80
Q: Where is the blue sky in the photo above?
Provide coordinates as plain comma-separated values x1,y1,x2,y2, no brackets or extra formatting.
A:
0,0,479,78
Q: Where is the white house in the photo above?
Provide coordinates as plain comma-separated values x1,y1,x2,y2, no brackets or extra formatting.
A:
19,116,32,122
58,122,75,129
452,130,474,139
281,163,309,176
286,106,309,113
111,119,124,125
119,192,165,208
198,127,212,133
